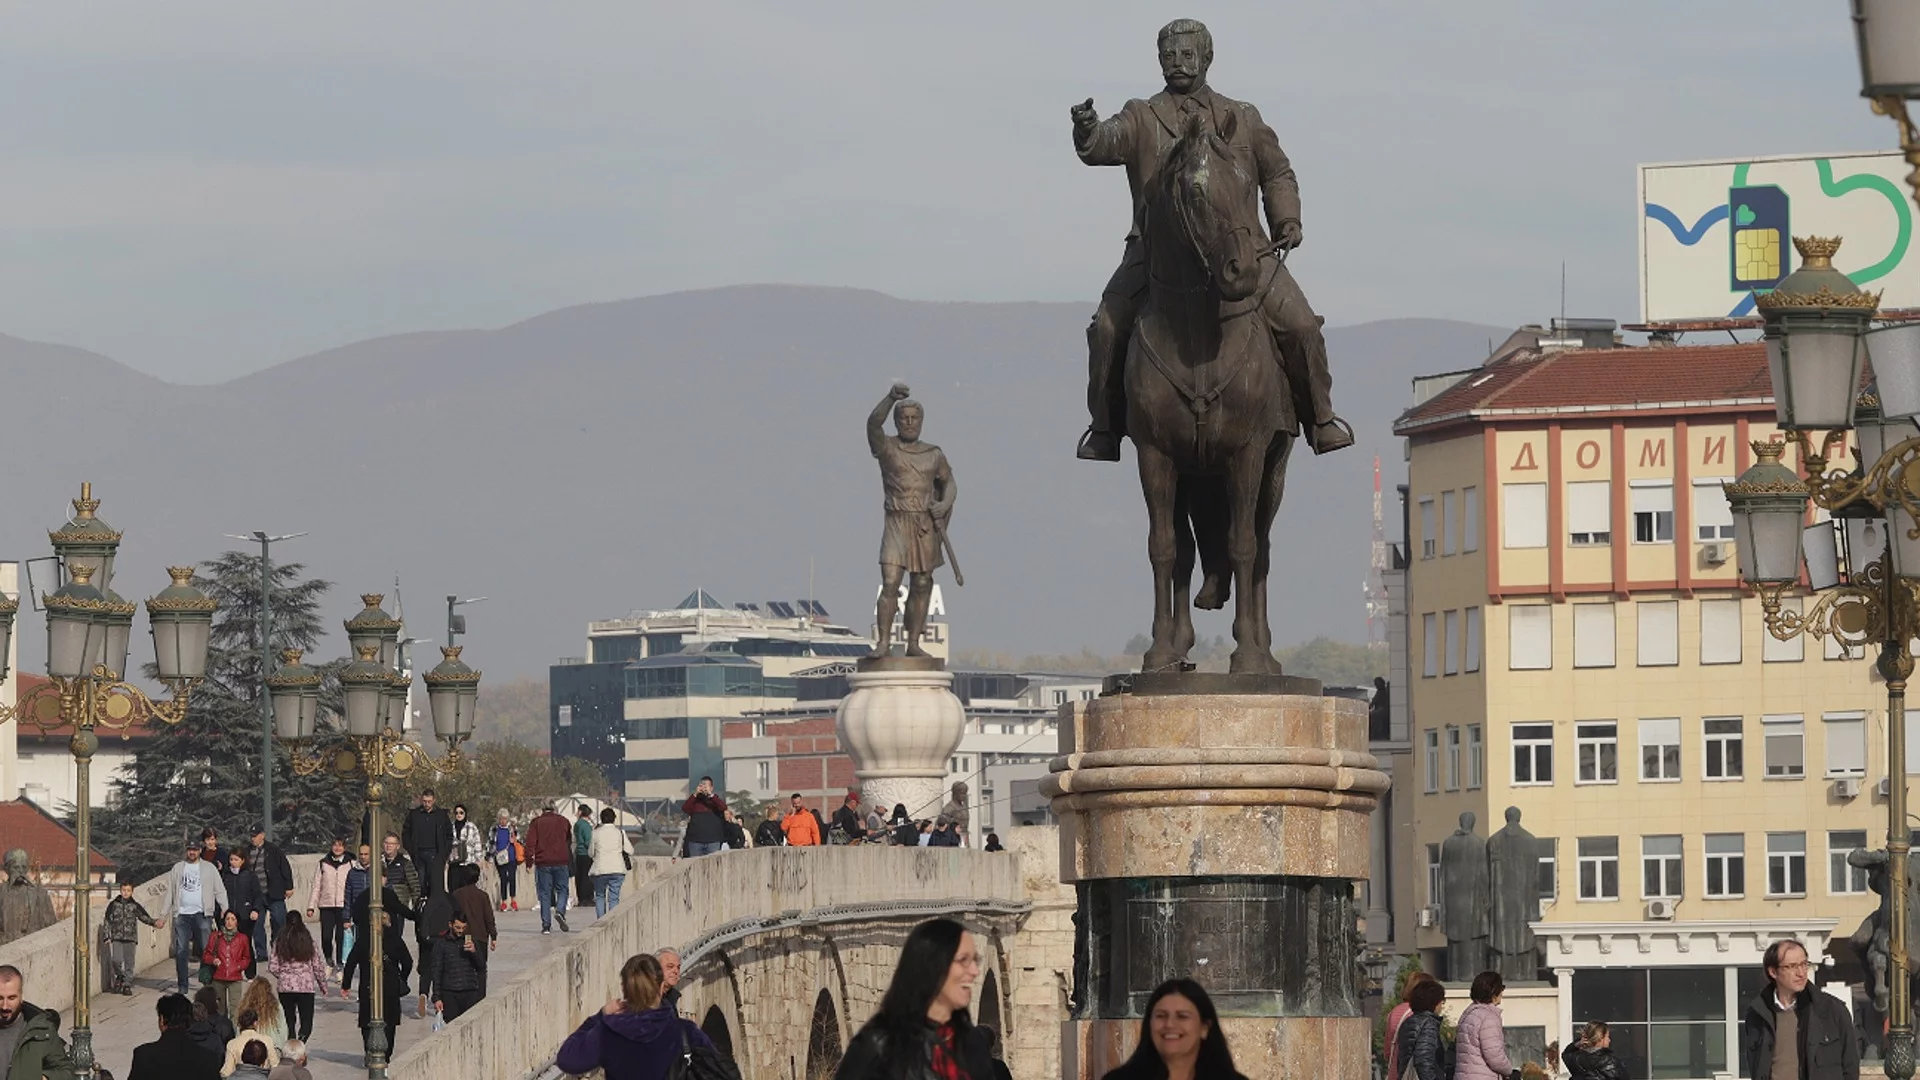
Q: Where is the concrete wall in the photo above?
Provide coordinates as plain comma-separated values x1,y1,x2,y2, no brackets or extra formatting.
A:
388,845,1030,1080
0,853,322,1018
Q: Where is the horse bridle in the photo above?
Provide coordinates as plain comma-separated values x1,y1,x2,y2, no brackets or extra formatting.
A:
1160,149,1288,316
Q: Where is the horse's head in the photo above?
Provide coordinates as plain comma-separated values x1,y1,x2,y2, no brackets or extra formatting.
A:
1159,110,1265,301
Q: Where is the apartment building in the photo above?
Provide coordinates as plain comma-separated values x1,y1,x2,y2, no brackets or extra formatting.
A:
1390,335,1885,1078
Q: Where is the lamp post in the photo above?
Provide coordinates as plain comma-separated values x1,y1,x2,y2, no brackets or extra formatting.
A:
0,484,213,1077
270,601,478,1080
1723,238,1920,1074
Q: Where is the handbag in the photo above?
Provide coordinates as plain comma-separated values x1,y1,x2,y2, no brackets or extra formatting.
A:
668,1022,741,1080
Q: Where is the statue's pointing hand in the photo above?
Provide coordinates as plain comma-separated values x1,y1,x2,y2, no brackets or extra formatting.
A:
1071,98,1098,131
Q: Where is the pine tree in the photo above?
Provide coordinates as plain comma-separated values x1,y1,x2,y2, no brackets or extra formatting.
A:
95,552,361,880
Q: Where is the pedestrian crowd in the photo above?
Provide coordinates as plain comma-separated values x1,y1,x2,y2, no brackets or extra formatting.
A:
106,790,638,1078
677,780,1006,856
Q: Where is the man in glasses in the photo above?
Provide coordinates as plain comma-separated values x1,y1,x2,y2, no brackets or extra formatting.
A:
1742,938,1858,1080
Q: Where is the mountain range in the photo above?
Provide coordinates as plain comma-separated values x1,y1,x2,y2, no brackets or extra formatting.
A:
0,286,1506,678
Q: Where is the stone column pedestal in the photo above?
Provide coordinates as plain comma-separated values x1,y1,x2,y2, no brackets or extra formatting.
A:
835,658,965,818
1045,678,1389,1078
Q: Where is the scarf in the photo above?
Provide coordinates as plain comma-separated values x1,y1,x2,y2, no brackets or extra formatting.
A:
930,1023,968,1080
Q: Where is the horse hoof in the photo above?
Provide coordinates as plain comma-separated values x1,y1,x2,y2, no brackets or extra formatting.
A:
1228,650,1282,676
1143,650,1186,672
1194,576,1228,610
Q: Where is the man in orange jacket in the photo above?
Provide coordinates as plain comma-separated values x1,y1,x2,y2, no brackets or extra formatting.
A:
780,794,821,847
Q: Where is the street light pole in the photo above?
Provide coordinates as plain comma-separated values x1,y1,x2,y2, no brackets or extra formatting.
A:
445,595,486,648
227,530,304,844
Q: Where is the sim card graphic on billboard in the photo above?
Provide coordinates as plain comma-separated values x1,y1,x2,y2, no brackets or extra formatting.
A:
1727,185,1789,294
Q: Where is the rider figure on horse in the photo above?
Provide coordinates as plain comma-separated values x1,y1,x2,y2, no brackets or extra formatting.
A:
1070,18,1351,463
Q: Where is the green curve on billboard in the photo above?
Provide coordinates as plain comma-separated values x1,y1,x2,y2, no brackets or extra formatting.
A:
1728,160,1909,285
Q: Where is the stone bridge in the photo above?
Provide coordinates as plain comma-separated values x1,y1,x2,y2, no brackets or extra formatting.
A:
394,828,1072,1080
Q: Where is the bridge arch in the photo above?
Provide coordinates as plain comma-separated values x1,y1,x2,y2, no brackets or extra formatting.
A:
805,987,844,1080
978,967,1003,1036
700,1004,735,1060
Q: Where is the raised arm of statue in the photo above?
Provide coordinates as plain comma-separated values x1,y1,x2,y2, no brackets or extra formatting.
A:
1074,99,1135,166
870,383,908,459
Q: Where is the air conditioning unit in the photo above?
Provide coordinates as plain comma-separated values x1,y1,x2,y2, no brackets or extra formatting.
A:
1881,777,1896,798
1417,906,1439,929
1701,541,1731,566
1834,777,1863,799
1645,899,1677,920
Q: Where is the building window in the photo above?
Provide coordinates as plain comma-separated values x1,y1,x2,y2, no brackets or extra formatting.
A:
1763,598,1805,662
1464,607,1483,673
1568,480,1612,546
755,761,771,789
1763,714,1805,778
1642,835,1683,899
1767,833,1808,897
1422,613,1438,677
1513,723,1554,785
1463,487,1480,551
1705,833,1746,898
1420,498,1437,559
1631,482,1675,543
1424,730,1440,793
1825,711,1867,777
1639,718,1681,781
751,719,767,738
1509,606,1552,670
1830,829,1870,895
1443,611,1460,675
1571,969,1731,1079
1427,843,1443,907
1700,599,1743,665
1636,601,1678,666
1504,482,1547,549
1577,836,1619,901
1445,727,1461,791
1694,478,1737,540
1577,721,1618,784
1467,724,1484,789
1704,717,1744,780
1442,490,1458,556
1538,838,1557,901
1573,604,1616,668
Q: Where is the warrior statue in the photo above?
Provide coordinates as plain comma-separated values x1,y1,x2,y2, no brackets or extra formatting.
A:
1849,846,1920,1013
0,849,56,945
936,781,971,835
1070,17,1350,463
868,382,958,659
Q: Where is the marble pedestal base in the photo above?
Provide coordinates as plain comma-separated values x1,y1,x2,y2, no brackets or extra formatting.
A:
1045,689,1387,1078
835,666,965,819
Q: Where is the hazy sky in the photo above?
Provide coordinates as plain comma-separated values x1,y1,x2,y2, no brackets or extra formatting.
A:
0,2,1895,383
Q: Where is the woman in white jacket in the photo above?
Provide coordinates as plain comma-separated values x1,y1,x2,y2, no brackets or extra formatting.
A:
587,808,634,917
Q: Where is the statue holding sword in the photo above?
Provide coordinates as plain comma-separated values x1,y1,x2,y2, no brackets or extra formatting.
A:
867,382,960,659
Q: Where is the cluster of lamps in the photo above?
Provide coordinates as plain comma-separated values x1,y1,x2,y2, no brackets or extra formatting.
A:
266,593,479,1080
1712,11,1920,1073
0,484,215,1077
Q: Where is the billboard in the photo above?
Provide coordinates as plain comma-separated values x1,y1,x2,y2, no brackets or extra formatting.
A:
1638,151,1918,323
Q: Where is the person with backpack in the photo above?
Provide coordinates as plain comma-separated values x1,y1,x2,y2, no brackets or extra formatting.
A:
555,953,736,1080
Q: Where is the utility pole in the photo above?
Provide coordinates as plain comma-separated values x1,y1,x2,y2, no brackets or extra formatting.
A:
228,530,306,843
446,594,487,647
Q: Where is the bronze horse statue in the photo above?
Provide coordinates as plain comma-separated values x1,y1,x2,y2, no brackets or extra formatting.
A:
1125,111,1295,675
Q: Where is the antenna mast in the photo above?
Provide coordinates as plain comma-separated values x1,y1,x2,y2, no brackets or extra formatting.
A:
1365,454,1390,652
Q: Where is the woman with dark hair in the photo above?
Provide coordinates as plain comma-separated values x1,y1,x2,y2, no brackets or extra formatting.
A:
890,805,917,847
269,910,327,1043
1100,978,1245,1080
1385,972,1438,1080
836,917,997,1080
555,952,730,1080
1455,972,1513,1080
1395,979,1448,1080
1563,1021,1624,1080
190,984,237,1056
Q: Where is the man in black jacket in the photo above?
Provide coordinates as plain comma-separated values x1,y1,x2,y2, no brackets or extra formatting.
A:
1742,938,1859,1080
428,913,486,1021
247,824,294,951
682,776,729,857
403,789,455,899
830,791,868,844
130,993,220,1080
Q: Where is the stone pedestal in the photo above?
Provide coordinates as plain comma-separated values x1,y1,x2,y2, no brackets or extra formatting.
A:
835,659,965,818
1045,684,1388,1078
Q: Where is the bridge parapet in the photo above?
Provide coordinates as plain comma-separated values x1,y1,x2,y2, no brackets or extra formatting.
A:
390,845,1031,1080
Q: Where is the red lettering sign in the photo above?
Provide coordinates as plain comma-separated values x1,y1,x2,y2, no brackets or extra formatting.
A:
1639,439,1667,468
1702,436,1726,467
1576,441,1602,470
1511,443,1538,471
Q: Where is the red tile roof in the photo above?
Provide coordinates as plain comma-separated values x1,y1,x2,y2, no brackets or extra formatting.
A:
1395,343,1773,435
0,800,114,871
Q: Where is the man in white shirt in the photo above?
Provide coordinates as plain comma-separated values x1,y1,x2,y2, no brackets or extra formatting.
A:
161,841,227,995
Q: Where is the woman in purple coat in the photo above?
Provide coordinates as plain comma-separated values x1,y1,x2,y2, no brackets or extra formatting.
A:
556,953,733,1080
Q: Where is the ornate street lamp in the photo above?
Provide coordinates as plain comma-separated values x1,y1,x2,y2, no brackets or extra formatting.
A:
270,602,479,1080
1854,0,1920,214
0,484,211,1076
1726,442,1813,586
1758,237,1877,430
